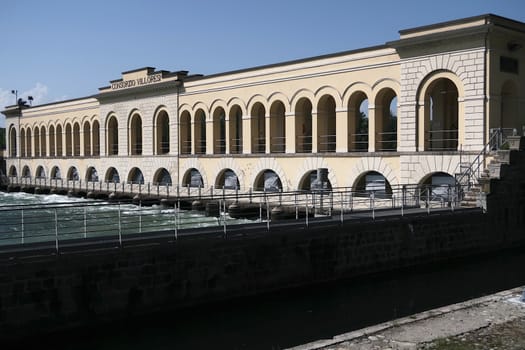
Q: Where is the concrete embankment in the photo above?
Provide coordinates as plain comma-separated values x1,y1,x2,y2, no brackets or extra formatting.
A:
290,287,525,350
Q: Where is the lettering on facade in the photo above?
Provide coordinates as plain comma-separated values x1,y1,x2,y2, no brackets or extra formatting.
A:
111,73,162,90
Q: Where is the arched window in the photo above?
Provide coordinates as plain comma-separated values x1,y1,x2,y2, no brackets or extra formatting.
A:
251,103,266,153
20,128,26,157
229,105,243,154
270,101,285,153
129,113,142,155
51,166,61,179
353,171,392,198
194,109,206,154
298,169,332,191
92,120,100,156
423,77,459,151
182,168,203,188
107,116,118,155
215,169,239,190
49,125,56,157
40,126,46,157
420,172,457,201
128,167,144,184
9,126,17,157
65,124,72,156
36,166,46,179
375,89,397,152
105,167,120,183
180,111,191,154
25,128,32,157
34,126,40,157
56,124,63,156
22,165,31,178
254,169,282,192
213,107,226,154
73,123,80,156
67,166,79,181
8,165,17,177
348,92,369,152
317,95,336,152
83,122,91,156
155,110,170,154
295,98,312,153
154,168,172,185
86,167,99,182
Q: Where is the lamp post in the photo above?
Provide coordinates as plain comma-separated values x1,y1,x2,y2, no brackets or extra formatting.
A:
11,90,33,181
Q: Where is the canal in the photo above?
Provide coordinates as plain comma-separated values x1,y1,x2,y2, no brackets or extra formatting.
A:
3,192,524,349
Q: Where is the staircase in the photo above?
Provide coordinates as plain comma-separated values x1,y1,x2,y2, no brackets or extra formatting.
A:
457,132,523,209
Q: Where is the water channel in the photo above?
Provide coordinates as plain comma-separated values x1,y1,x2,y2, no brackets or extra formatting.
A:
3,192,525,349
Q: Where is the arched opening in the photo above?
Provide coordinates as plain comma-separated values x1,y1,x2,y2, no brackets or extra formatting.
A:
107,116,118,155
229,105,243,154
375,89,397,151
317,95,336,152
127,167,144,184
194,109,206,154
420,172,457,201
348,92,369,152
251,103,266,153
295,98,313,153
298,169,332,191
51,166,61,179
254,169,282,192
129,113,142,155
83,122,91,156
501,80,519,130
67,166,79,181
215,169,240,190
180,111,191,154
270,101,285,153
9,127,17,157
92,120,100,156
153,168,172,185
40,126,46,157
25,128,32,157
156,110,170,155
424,78,459,151
34,126,40,157
8,165,17,177
182,168,203,188
56,124,63,156
65,124,72,156
22,165,31,178
73,122,80,156
105,167,120,183
49,125,55,157
353,171,392,198
86,167,99,182
36,166,46,179
213,107,226,154
20,128,26,157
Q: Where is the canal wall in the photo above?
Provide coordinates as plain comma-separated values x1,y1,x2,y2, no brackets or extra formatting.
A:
1,149,525,340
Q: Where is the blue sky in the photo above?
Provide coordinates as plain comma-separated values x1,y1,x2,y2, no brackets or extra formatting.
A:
1,0,524,127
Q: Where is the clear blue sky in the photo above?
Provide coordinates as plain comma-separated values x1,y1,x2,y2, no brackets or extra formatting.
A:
1,0,524,126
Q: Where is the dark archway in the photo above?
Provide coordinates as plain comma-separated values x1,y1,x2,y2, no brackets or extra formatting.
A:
353,171,392,198
215,169,240,190
182,168,204,188
254,169,282,192
105,167,120,183
128,167,144,184
86,167,99,182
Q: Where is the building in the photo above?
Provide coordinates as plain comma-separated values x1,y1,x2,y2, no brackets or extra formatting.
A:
2,14,525,196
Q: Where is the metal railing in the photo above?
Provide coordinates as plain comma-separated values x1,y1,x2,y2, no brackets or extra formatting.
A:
427,129,458,151
318,134,336,152
0,183,469,251
376,131,397,152
350,133,368,151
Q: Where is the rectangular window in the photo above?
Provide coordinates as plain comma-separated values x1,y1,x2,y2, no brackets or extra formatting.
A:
500,56,519,74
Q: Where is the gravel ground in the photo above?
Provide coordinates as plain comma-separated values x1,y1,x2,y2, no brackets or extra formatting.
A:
289,287,525,350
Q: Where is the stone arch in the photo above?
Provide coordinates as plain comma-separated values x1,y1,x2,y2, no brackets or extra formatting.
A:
316,94,337,152
182,168,204,188
86,166,99,182
35,165,46,178
246,94,269,112
295,157,338,189
180,109,192,154
228,104,244,154
67,166,79,181
181,158,208,188
8,124,17,157
106,114,119,155
105,167,120,183
251,158,289,190
194,108,207,154
268,92,291,111
154,106,170,155
253,169,283,192
374,86,398,152
51,166,62,179
294,96,314,153
269,99,286,153
290,89,315,112
226,97,247,114
212,105,227,154
313,86,342,107
214,157,245,189
215,168,240,190
416,70,464,151
348,157,398,189
411,154,460,184
8,165,17,177
127,167,144,184
250,101,266,153
352,170,393,197
153,167,172,185
128,110,143,155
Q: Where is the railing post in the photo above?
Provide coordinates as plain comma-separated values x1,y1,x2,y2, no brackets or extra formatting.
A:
54,208,59,254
